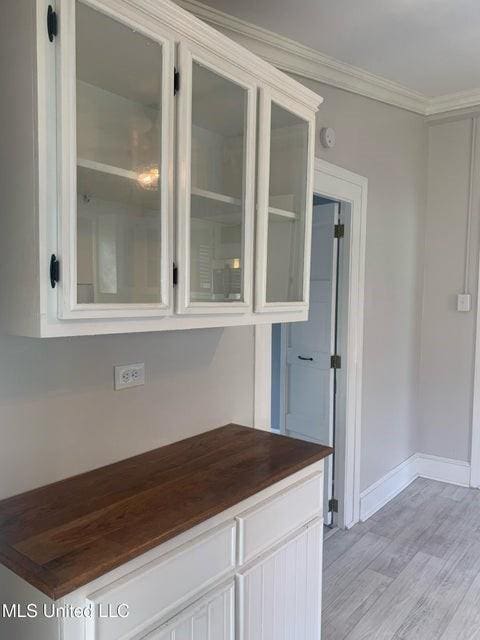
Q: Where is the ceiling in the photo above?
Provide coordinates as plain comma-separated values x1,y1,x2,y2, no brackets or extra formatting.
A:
194,0,480,98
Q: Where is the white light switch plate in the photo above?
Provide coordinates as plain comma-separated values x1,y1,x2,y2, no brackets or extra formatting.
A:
114,363,145,390
457,293,471,312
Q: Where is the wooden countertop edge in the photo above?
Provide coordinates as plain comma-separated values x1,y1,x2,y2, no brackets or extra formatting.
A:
0,547,61,600
0,427,333,600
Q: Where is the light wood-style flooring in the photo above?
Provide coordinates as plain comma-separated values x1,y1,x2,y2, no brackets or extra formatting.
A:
323,477,480,639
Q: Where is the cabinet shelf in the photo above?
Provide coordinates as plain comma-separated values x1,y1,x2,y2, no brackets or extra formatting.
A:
268,206,297,221
191,186,242,224
77,158,160,210
191,187,241,207
77,158,138,181
77,161,244,223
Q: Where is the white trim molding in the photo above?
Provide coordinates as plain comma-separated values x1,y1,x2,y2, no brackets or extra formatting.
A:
360,454,418,522
253,324,272,431
426,88,480,116
471,224,480,488
417,453,471,486
254,159,368,530
178,0,480,117
360,453,471,521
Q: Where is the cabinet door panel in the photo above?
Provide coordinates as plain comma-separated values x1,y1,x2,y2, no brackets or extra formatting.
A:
238,520,322,640
144,582,234,640
256,90,315,314
177,43,256,314
57,0,174,319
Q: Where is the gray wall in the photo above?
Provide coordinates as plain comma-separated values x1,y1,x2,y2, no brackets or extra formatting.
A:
418,117,480,462
0,81,428,500
0,328,254,499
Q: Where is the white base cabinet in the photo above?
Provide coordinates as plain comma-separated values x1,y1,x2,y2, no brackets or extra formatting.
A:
0,462,325,640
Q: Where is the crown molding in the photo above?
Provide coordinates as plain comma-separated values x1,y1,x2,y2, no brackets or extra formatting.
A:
427,88,480,116
178,0,480,117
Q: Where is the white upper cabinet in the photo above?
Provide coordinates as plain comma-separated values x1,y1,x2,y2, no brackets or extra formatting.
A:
0,0,322,337
176,43,256,315
256,89,315,314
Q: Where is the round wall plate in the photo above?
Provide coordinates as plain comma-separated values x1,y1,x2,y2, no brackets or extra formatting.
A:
320,127,336,148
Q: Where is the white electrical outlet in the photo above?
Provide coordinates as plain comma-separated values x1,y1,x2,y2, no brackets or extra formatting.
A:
114,363,145,390
457,293,471,312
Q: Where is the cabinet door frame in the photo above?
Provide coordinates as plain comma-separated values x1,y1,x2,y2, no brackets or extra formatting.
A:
56,0,175,319
176,41,257,315
255,87,315,314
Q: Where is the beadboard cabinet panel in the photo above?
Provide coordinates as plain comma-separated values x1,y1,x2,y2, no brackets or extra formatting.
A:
237,520,323,640
144,582,234,640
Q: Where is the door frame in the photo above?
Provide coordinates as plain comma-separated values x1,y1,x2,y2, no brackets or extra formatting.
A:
254,158,368,529
470,238,480,488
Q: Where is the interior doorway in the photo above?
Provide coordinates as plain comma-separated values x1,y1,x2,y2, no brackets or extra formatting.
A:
271,196,348,527
254,159,367,529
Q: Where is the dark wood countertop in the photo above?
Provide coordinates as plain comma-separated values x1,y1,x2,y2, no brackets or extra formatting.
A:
0,424,332,600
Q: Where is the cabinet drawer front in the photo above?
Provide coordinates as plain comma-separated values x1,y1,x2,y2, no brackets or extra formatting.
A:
145,581,235,640
85,523,235,640
237,473,322,565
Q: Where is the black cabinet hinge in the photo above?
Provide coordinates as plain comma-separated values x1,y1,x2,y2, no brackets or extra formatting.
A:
334,223,345,239
174,69,180,95
47,5,58,42
50,254,60,288
328,498,339,513
173,262,178,287
331,354,341,369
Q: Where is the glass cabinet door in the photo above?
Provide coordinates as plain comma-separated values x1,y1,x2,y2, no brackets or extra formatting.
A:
57,0,173,319
176,44,256,314
255,90,315,313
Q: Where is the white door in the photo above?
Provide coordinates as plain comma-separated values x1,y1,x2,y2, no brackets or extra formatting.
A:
238,520,322,640
284,202,339,522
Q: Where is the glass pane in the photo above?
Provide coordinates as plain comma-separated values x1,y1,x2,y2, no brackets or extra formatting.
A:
190,62,247,303
266,103,309,303
75,2,163,305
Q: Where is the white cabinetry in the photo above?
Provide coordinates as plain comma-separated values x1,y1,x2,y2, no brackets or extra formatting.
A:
256,89,315,314
0,0,321,337
238,521,323,640
0,462,325,640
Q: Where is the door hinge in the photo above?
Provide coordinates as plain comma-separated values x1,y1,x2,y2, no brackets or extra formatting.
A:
174,69,180,95
50,254,60,288
328,498,339,513
334,223,345,239
330,354,341,369
173,262,178,287
47,5,58,42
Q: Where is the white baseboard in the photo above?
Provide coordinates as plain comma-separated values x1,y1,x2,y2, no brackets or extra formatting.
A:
360,453,471,521
416,453,470,486
360,454,418,521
